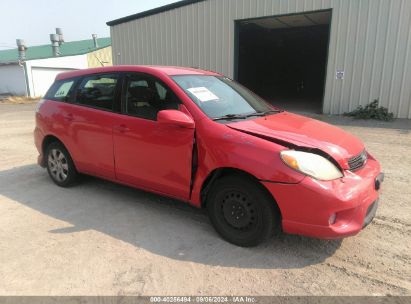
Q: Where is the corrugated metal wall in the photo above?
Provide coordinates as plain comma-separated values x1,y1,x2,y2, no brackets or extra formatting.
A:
110,0,411,118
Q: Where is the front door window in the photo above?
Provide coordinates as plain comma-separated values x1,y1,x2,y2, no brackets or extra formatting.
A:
125,74,180,120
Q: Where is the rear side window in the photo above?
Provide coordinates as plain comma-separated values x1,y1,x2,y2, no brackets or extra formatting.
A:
45,79,76,102
75,74,118,111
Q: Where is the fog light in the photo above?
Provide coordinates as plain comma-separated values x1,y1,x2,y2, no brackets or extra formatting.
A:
329,213,337,225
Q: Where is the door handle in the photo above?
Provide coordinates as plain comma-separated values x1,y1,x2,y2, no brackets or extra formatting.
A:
114,124,130,133
63,113,74,121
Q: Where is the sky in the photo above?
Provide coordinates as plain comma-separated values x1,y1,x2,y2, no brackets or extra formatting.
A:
0,0,179,49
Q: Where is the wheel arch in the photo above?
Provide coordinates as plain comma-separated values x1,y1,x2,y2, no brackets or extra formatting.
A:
41,135,76,169
200,167,282,217
42,135,63,155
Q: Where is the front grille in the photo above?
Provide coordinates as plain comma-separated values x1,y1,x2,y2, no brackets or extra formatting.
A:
348,150,367,171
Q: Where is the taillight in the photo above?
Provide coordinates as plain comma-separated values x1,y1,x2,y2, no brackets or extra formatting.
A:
35,99,45,113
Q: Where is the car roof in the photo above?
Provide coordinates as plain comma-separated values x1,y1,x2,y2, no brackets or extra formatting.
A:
55,65,221,81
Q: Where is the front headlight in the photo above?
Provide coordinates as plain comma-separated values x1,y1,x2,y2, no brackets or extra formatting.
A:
280,150,343,181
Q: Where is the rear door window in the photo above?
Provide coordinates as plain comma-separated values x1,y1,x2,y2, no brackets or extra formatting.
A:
75,74,119,111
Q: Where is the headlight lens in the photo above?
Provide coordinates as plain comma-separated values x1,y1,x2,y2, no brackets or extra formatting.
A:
280,150,343,180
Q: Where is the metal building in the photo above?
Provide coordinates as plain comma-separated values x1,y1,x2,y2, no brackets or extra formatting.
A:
107,0,411,118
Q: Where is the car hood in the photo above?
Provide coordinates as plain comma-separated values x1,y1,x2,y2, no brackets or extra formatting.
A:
228,111,364,169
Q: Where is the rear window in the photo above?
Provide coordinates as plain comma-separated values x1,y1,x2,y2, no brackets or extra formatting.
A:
45,79,76,102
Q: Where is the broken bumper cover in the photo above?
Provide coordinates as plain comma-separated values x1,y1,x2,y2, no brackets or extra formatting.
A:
262,158,383,239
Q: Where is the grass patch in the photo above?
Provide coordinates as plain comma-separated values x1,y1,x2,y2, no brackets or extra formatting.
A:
0,96,40,104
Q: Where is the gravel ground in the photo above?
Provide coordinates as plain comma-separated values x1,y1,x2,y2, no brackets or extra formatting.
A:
0,103,410,296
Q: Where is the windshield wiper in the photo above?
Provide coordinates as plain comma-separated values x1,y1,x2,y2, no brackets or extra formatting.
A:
244,109,283,118
212,114,249,121
213,110,282,121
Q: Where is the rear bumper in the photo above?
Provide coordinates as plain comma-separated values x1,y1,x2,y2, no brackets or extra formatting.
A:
262,157,383,239
34,127,45,167
37,154,45,168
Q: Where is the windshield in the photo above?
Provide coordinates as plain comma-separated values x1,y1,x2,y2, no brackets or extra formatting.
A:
172,75,276,120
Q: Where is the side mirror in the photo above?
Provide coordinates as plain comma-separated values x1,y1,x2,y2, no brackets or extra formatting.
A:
157,110,195,129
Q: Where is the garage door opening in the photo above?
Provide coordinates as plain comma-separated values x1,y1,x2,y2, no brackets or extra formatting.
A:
235,10,332,114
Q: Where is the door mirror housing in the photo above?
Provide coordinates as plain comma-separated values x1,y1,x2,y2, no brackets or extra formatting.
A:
157,110,195,129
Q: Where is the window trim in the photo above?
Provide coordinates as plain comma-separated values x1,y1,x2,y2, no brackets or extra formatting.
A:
72,72,122,113
120,72,182,121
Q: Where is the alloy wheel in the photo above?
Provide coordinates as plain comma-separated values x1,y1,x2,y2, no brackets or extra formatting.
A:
48,148,69,182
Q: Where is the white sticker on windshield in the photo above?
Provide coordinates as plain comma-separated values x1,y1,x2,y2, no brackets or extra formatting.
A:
187,87,219,102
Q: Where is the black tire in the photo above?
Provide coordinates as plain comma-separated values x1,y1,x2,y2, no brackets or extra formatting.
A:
45,141,78,187
206,175,280,247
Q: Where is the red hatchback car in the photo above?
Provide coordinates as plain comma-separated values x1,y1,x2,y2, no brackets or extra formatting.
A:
34,66,383,247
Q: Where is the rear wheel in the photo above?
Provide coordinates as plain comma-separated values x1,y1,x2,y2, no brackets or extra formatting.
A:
45,142,77,187
206,175,279,247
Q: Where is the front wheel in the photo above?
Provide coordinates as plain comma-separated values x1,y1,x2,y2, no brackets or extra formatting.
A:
206,175,280,247
45,142,78,187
